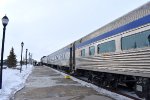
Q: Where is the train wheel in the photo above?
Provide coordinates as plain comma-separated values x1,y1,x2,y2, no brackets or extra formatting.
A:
135,78,150,100
110,79,118,90
126,82,135,88
102,79,108,87
145,78,150,100
87,71,93,82
88,74,93,82
125,76,136,88
98,77,104,86
135,77,144,98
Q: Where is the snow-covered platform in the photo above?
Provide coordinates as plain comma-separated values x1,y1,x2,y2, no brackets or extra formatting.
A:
14,66,113,100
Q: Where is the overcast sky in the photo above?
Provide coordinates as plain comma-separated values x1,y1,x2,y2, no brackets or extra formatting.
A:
0,0,149,61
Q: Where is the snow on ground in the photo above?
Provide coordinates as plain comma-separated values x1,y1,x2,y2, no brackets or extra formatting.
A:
0,64,33,100
50,67,133,100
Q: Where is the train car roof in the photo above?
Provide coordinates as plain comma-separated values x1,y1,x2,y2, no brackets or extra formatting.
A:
43,2,150,57
75,2,150,45
47,44,71,57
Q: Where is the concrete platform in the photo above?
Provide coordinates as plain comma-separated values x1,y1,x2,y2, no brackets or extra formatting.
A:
14,66,113,100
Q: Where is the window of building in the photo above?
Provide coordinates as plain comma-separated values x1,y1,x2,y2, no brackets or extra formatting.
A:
89,46,95,55
121,29,150,50
97,40,116,53
81,49,85,57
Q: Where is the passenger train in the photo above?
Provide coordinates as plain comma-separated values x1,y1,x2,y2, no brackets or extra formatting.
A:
41,2,150,99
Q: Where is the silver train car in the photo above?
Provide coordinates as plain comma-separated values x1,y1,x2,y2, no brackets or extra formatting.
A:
41,2,150,99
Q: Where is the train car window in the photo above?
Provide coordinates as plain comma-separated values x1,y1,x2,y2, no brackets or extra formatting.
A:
89,46,95,55
121,29,150,50
97,45,100,54
98,40,116,53
81,49,85,57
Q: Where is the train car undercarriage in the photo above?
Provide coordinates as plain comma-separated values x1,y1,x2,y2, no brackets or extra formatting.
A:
76,69,150,100
42,62,150,100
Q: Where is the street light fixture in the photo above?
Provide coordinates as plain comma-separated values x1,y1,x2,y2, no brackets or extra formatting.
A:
26,49,28,68
0,15,9,89
20,42,24,73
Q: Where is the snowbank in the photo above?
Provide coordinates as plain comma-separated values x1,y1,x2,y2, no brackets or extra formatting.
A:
0,65,33,100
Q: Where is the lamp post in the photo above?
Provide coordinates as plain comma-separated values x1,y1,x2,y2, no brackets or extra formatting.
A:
26,49,28,68
20,42,24,73
29,52,30,64
30,53,33,65
0,15,9,89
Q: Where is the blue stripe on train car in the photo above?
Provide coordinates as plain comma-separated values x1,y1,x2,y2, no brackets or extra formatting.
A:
76,14,150,48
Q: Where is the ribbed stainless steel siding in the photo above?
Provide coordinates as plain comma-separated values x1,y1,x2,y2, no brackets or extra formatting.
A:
76,48,150,78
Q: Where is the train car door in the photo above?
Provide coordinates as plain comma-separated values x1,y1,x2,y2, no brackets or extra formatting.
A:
69,45,72,71
69,43,75,72
72,42,75,71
